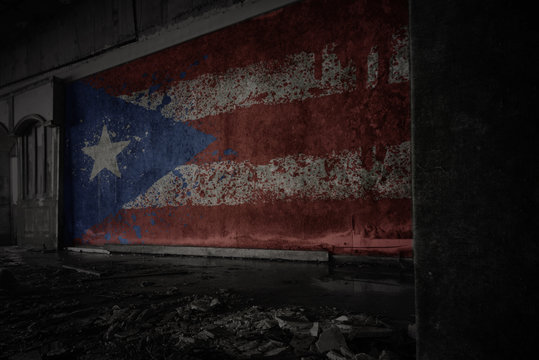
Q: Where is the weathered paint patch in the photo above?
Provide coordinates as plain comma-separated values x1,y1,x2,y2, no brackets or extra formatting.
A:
389,27,409,84
133,225,142,238
118,44,356,122
367,46,379,88
123,141,410,208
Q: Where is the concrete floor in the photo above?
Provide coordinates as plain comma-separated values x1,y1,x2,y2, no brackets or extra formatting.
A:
0,246,415,359
4,247,415,321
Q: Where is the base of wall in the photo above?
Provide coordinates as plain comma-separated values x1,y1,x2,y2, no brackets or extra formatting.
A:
99,244,328,262
64,245,417,266
65,246,111,255
331,254,414,269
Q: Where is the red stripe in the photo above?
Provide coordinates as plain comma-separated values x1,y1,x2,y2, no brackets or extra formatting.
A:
79,198,412,256
187,83,410,165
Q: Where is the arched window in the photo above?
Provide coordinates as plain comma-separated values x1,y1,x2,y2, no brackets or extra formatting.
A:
14,115,52,199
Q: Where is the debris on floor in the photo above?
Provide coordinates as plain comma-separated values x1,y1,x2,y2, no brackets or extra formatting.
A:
0,268,18,290
0,247,416,359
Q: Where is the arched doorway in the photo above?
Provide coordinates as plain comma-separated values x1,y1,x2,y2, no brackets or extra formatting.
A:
12,114,60,250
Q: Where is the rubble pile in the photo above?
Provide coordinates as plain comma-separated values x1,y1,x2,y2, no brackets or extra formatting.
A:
82,292,405,359
0,250,415,360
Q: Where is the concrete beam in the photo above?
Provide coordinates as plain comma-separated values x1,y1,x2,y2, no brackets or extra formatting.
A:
0,0,299,98
103,244,328,262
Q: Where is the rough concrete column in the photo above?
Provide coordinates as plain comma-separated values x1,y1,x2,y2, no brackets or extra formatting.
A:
411,1,538,359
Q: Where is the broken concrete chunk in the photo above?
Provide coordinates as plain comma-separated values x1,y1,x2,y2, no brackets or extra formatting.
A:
316,326,349,353
264,346,288,357
378,350,399,360
114,328,139,339
258,339,285,353
340,346,355,358
327,350,348,360
62,265,101,276
108,307,129,324
237,339,259,352
8,350,41,360
196,329,215,340
126,309,141,323
105,322,121,339
255,318,275,330
160,310,177,323
243,348,262,357
275,314,313,335
135,308,150,322
310,322,320,337
139,280,154,287
290,334,315,352
354,353,377,360
44,341,66,357
190,299,210,312
176,334,195,346
335,323,353,333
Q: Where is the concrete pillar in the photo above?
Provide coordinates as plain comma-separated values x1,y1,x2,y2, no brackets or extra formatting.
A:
411,1,538,359
0,134,14,244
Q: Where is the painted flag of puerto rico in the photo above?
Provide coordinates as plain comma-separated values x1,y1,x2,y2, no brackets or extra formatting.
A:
64,0,412,256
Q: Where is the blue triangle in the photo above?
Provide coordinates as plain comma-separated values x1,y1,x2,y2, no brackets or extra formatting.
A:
64,81,215,240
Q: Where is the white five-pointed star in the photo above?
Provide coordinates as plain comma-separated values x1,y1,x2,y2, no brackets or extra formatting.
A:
82,125,130,180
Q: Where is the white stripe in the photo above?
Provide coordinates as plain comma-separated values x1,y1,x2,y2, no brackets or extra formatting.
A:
122,141,410,209
366,46,379,88
118,43,357,121
388,27,409,84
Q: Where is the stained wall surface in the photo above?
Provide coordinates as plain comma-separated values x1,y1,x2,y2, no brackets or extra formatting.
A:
64,0,411,256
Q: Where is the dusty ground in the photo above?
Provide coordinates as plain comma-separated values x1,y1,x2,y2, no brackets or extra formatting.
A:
0,247,415,360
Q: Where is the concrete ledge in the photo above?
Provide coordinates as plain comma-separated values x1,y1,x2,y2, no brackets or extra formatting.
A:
103,244,328,262
65,246,111,255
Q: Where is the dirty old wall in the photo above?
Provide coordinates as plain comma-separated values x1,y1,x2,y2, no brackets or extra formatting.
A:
64,0,411,256
0,0,248,87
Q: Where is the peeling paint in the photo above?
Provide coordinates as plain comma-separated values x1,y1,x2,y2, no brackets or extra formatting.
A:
389,27,409,84
123,141,410,208
367,46,379,88
119,43,356,122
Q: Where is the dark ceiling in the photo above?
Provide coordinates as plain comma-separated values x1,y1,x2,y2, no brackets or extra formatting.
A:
0,0,79,48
